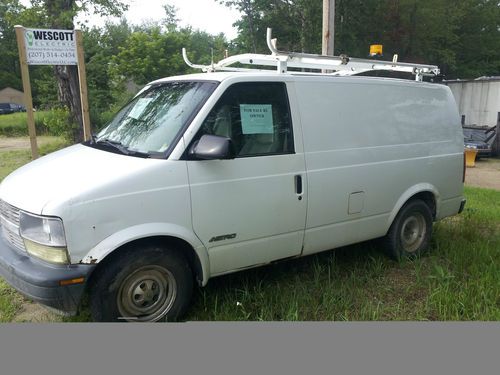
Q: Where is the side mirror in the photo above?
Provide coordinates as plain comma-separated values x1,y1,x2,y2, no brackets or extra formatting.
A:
189,134,235,160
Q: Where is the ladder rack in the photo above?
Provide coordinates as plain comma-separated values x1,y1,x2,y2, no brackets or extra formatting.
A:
182,28,440,81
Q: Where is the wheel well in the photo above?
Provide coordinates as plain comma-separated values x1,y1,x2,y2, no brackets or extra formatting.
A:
409,191,436,220
86,236,204,290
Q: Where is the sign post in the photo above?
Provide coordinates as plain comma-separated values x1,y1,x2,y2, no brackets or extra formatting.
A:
75,29,91,141
14,25,38,159
14,25,92,159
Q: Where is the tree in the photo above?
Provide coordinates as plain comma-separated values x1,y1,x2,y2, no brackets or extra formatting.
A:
163,3,180,32
13,0,128,140
0,0,23,90
454,0,500,78
0,0,57,107
83,19,133,128
110,26,227,86
223,0,500,79
221,0,322,54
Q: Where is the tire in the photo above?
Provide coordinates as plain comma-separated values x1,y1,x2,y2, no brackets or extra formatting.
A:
384,199,433,260
89,244,193,322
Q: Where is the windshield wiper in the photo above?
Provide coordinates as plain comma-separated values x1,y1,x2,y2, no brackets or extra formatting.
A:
95,138,150,158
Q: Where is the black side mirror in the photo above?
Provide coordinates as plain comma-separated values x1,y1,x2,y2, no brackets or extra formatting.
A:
189,134,235,160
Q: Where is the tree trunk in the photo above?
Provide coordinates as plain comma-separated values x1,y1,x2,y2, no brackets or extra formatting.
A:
54,65,83,141
46,0,84,142
242,0,257,53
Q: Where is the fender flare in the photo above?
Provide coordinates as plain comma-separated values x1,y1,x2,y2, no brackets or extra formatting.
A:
80,223,210,285
386,183,440,232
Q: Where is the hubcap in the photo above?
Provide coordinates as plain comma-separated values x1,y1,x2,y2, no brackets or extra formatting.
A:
400,213,426,253
117,265,177,322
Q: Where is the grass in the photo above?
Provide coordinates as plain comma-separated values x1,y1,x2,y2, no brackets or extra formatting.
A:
0,278,24,322
0,137,69,181
0,109,67,137
0,111,47,136
183,186,499,321
0,139,499,321
179,186,499,321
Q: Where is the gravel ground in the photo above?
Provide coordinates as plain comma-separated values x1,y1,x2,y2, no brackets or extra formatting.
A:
465,157,500,191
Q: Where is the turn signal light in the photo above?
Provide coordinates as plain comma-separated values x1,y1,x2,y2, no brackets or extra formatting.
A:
59,277,85,286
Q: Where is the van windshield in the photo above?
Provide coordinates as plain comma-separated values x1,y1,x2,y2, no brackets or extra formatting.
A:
93,81,216,156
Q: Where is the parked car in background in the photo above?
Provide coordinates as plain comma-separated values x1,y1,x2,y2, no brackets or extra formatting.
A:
0,103,26,115
463,126,496,158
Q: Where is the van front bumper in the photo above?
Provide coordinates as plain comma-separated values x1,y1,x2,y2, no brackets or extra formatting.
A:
0,234,95,315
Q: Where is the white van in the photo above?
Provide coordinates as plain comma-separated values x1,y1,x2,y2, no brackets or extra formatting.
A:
0,45,465,322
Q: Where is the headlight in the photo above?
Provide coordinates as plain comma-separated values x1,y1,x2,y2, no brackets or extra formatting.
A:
19,212,69,264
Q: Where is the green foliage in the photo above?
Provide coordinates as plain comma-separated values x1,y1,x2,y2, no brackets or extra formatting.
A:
0,0,24,91
0,113,27,136
109,26,228,86
0,279,23,322
1,0,497,141
41,106,74,139
223,0,500,79
0,109,71,136
83,19,134,129
221,0,322,54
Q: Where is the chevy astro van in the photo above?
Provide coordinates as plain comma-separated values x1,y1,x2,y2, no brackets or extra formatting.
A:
0,37,466,322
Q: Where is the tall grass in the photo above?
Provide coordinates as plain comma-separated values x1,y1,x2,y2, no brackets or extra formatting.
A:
0,110,69,137
180,186,500,321
0,137,69,181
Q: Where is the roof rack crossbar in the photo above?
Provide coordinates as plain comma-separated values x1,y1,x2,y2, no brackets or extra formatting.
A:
182,28,440,81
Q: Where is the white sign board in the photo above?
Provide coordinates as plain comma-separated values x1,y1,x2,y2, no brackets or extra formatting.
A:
24,28,77,65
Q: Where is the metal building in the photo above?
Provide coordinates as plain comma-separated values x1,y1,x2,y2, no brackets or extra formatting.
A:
444,76,500,127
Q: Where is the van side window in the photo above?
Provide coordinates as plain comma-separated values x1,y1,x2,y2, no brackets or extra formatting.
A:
197,82,294,157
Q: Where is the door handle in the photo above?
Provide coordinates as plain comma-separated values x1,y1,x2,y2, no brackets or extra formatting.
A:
294,175,303,200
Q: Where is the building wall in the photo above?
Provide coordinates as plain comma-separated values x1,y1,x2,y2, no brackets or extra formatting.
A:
0,87,25,106
445,79,500,127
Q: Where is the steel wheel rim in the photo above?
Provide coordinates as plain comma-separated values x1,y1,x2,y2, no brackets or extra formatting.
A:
400,213,426,253
117,265,177,322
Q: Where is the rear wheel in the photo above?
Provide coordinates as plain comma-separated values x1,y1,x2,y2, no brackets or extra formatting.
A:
384,199,433,260
89,244,193,322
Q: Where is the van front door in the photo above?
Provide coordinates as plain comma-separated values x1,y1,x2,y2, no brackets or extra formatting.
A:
185,82,306,275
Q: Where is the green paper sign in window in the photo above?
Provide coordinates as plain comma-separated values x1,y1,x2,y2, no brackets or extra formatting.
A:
240,104,273,134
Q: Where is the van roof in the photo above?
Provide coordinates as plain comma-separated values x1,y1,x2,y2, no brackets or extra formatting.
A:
150,71,440,88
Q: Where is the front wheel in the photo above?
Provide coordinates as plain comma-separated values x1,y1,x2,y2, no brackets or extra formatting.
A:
384,199,433,260
89,244,193,322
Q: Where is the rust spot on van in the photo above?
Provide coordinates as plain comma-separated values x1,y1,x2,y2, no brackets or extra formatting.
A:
80,256,98,264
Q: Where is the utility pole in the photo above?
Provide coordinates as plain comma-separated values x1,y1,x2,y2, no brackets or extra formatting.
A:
322,0,335,56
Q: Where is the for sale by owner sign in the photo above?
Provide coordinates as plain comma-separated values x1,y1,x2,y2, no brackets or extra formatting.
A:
24,28,77,65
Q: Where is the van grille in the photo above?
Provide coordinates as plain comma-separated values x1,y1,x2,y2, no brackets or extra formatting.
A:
0,200,20,226
0,199,26,252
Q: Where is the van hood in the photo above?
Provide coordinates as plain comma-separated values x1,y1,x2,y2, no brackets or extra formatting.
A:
0,144,163,215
